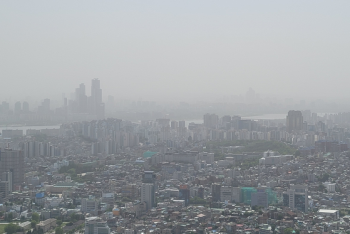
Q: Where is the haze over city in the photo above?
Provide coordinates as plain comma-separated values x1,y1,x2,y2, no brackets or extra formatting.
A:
2,2,350,234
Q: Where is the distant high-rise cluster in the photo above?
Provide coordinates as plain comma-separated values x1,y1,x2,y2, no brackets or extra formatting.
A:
70,78,105,118
0,78,106,125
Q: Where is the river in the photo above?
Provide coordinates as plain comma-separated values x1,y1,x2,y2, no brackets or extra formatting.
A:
0,125,61,135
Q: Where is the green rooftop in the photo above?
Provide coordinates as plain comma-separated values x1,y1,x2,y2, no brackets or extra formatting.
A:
143,151,158,158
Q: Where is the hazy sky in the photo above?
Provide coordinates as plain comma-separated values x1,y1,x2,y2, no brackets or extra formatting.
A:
1,1,350,103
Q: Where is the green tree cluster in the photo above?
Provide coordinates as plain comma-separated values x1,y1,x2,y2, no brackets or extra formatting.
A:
189,197,207,205
59,162,95,175
318,173,330,182
207,140,296,155
5,213,14,222
5,223,23,234
27,227,44,234
239,158,260,170
55,227,64,234
284,227,294,234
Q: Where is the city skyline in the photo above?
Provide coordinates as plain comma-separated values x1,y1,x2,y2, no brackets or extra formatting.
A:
2,1,350,233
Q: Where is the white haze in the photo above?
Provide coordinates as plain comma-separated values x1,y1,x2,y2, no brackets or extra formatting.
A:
0,1,350,103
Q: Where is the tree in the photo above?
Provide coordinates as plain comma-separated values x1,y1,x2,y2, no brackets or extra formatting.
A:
243,212,254,217
55,227,64,234
32,212,40,222
32,227,38,234
67,168,76,176
318,183,326,192
271,224,276,232
56,220,63,226
31,221,37,228
318,173,330,182
284,227,294,234
5,223,21,234
67,202,75,209
5,213,13,222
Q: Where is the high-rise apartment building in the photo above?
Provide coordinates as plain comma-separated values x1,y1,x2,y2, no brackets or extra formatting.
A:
141,183,155,211
286,110,303,132
0,148,24,188
141,171,156,210
204,114,219,129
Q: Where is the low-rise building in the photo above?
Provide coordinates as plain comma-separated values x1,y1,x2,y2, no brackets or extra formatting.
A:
36,218,57,232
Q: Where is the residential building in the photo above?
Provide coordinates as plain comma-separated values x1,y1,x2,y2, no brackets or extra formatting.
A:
81,195,99,214
84,216,110,234
36,219,57,232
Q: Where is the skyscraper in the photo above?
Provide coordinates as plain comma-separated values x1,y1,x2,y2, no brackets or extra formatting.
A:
76,83,87,113
286,110,303,132
89,78,104,118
